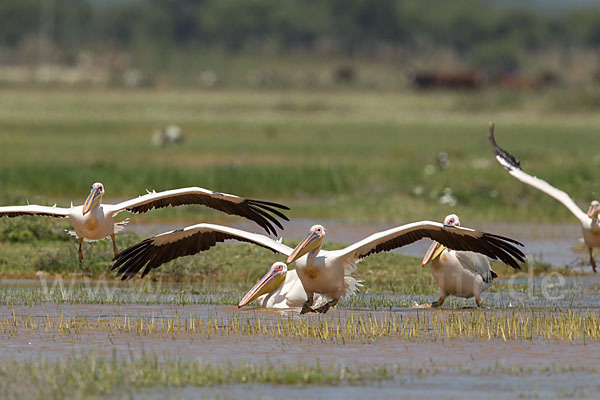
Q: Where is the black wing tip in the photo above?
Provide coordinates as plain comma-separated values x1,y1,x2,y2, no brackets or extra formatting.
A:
245,200,290,235
488,123,521,170
248,199,291,210
483,232,525,248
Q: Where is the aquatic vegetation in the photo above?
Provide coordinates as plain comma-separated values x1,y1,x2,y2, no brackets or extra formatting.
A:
0,354,394,399
2,307,599,343
1,351,599,399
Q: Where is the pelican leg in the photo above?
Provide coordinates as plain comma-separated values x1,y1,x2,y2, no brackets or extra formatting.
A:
313,298,338,314
300,293,315,315
430,294,446,308
78,237,84,263
111,234,119,258
589,248,597,273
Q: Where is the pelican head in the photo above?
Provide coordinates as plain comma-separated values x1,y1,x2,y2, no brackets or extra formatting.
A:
588,200,600,219
443,214,460,227
422,214,460,266
286,224,325,265
83,182,105,215
238,262,287,308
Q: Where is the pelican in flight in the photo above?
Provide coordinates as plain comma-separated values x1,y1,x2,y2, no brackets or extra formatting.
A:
422,214,500,308
237,262,362,309
0,183,289,262
490,124,599,272
111,221,525,314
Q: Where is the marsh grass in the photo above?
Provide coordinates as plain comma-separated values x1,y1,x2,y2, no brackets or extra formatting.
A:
0,89,598,224
3,308,599,343
3,351,596,399
0,354,394,399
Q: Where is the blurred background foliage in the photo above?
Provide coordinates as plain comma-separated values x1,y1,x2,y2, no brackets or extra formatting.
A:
0,0,598,227
1,0,600,88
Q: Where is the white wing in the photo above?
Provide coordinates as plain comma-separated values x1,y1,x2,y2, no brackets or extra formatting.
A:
107,187,289,235
111,223,293,280
490,123,589,224
454,251,496,283
0,204,71,219
335,221,525,270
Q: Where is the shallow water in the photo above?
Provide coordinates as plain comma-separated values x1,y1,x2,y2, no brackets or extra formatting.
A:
2,273,600,399
149,374,600,400
3,301,600,366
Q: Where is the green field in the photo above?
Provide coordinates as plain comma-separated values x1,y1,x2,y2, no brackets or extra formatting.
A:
0,87,597,282
0,88,598,227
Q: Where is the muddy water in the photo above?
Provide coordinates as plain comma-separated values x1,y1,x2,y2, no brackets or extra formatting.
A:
3,294,600,398
3,303,600,367
129,219,590,269
153,375,599,400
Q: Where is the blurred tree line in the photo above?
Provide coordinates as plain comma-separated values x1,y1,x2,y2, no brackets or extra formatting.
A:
1,0,599,77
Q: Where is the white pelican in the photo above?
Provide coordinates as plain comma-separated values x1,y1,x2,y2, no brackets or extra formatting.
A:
0,183,289,262
237,262,362,309
111,221,525,313
490,124,599,272
422,214,499,307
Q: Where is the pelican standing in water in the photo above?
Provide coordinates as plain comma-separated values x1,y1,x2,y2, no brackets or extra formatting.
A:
0,183,289,262
237,262,362,309
490,123,600,272
422,214,499,307
111,220,525,314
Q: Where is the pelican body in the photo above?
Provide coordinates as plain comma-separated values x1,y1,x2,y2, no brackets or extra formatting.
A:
490,124,600,272
236,262,360,309
422,215,498,307
112,220,525,314
0,182,289,262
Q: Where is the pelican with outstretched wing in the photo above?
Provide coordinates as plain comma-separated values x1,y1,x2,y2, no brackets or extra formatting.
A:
422,214,500,307
0,183,289,262
111,220,525,314
490,123,600,272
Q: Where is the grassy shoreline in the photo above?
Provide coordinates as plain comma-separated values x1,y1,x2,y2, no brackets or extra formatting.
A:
3,351,597,399
1,88,598,224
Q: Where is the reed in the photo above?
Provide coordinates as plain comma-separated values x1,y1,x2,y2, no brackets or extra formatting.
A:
3,309,599,343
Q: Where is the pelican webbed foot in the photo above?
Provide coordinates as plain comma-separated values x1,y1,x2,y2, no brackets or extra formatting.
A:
300,301,315,315
313,299,338,314
430,295,446,308
590,248,597,273
313,303,331,314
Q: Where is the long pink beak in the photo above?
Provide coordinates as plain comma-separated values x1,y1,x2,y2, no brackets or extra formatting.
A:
422,241,445,267
238,269,281,308
286,231,320,265
82,187,102,215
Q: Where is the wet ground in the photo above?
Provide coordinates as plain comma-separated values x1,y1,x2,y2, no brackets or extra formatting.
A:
2,251,600,398
149,374,600,400
3,302,600,366
2,278,600,398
